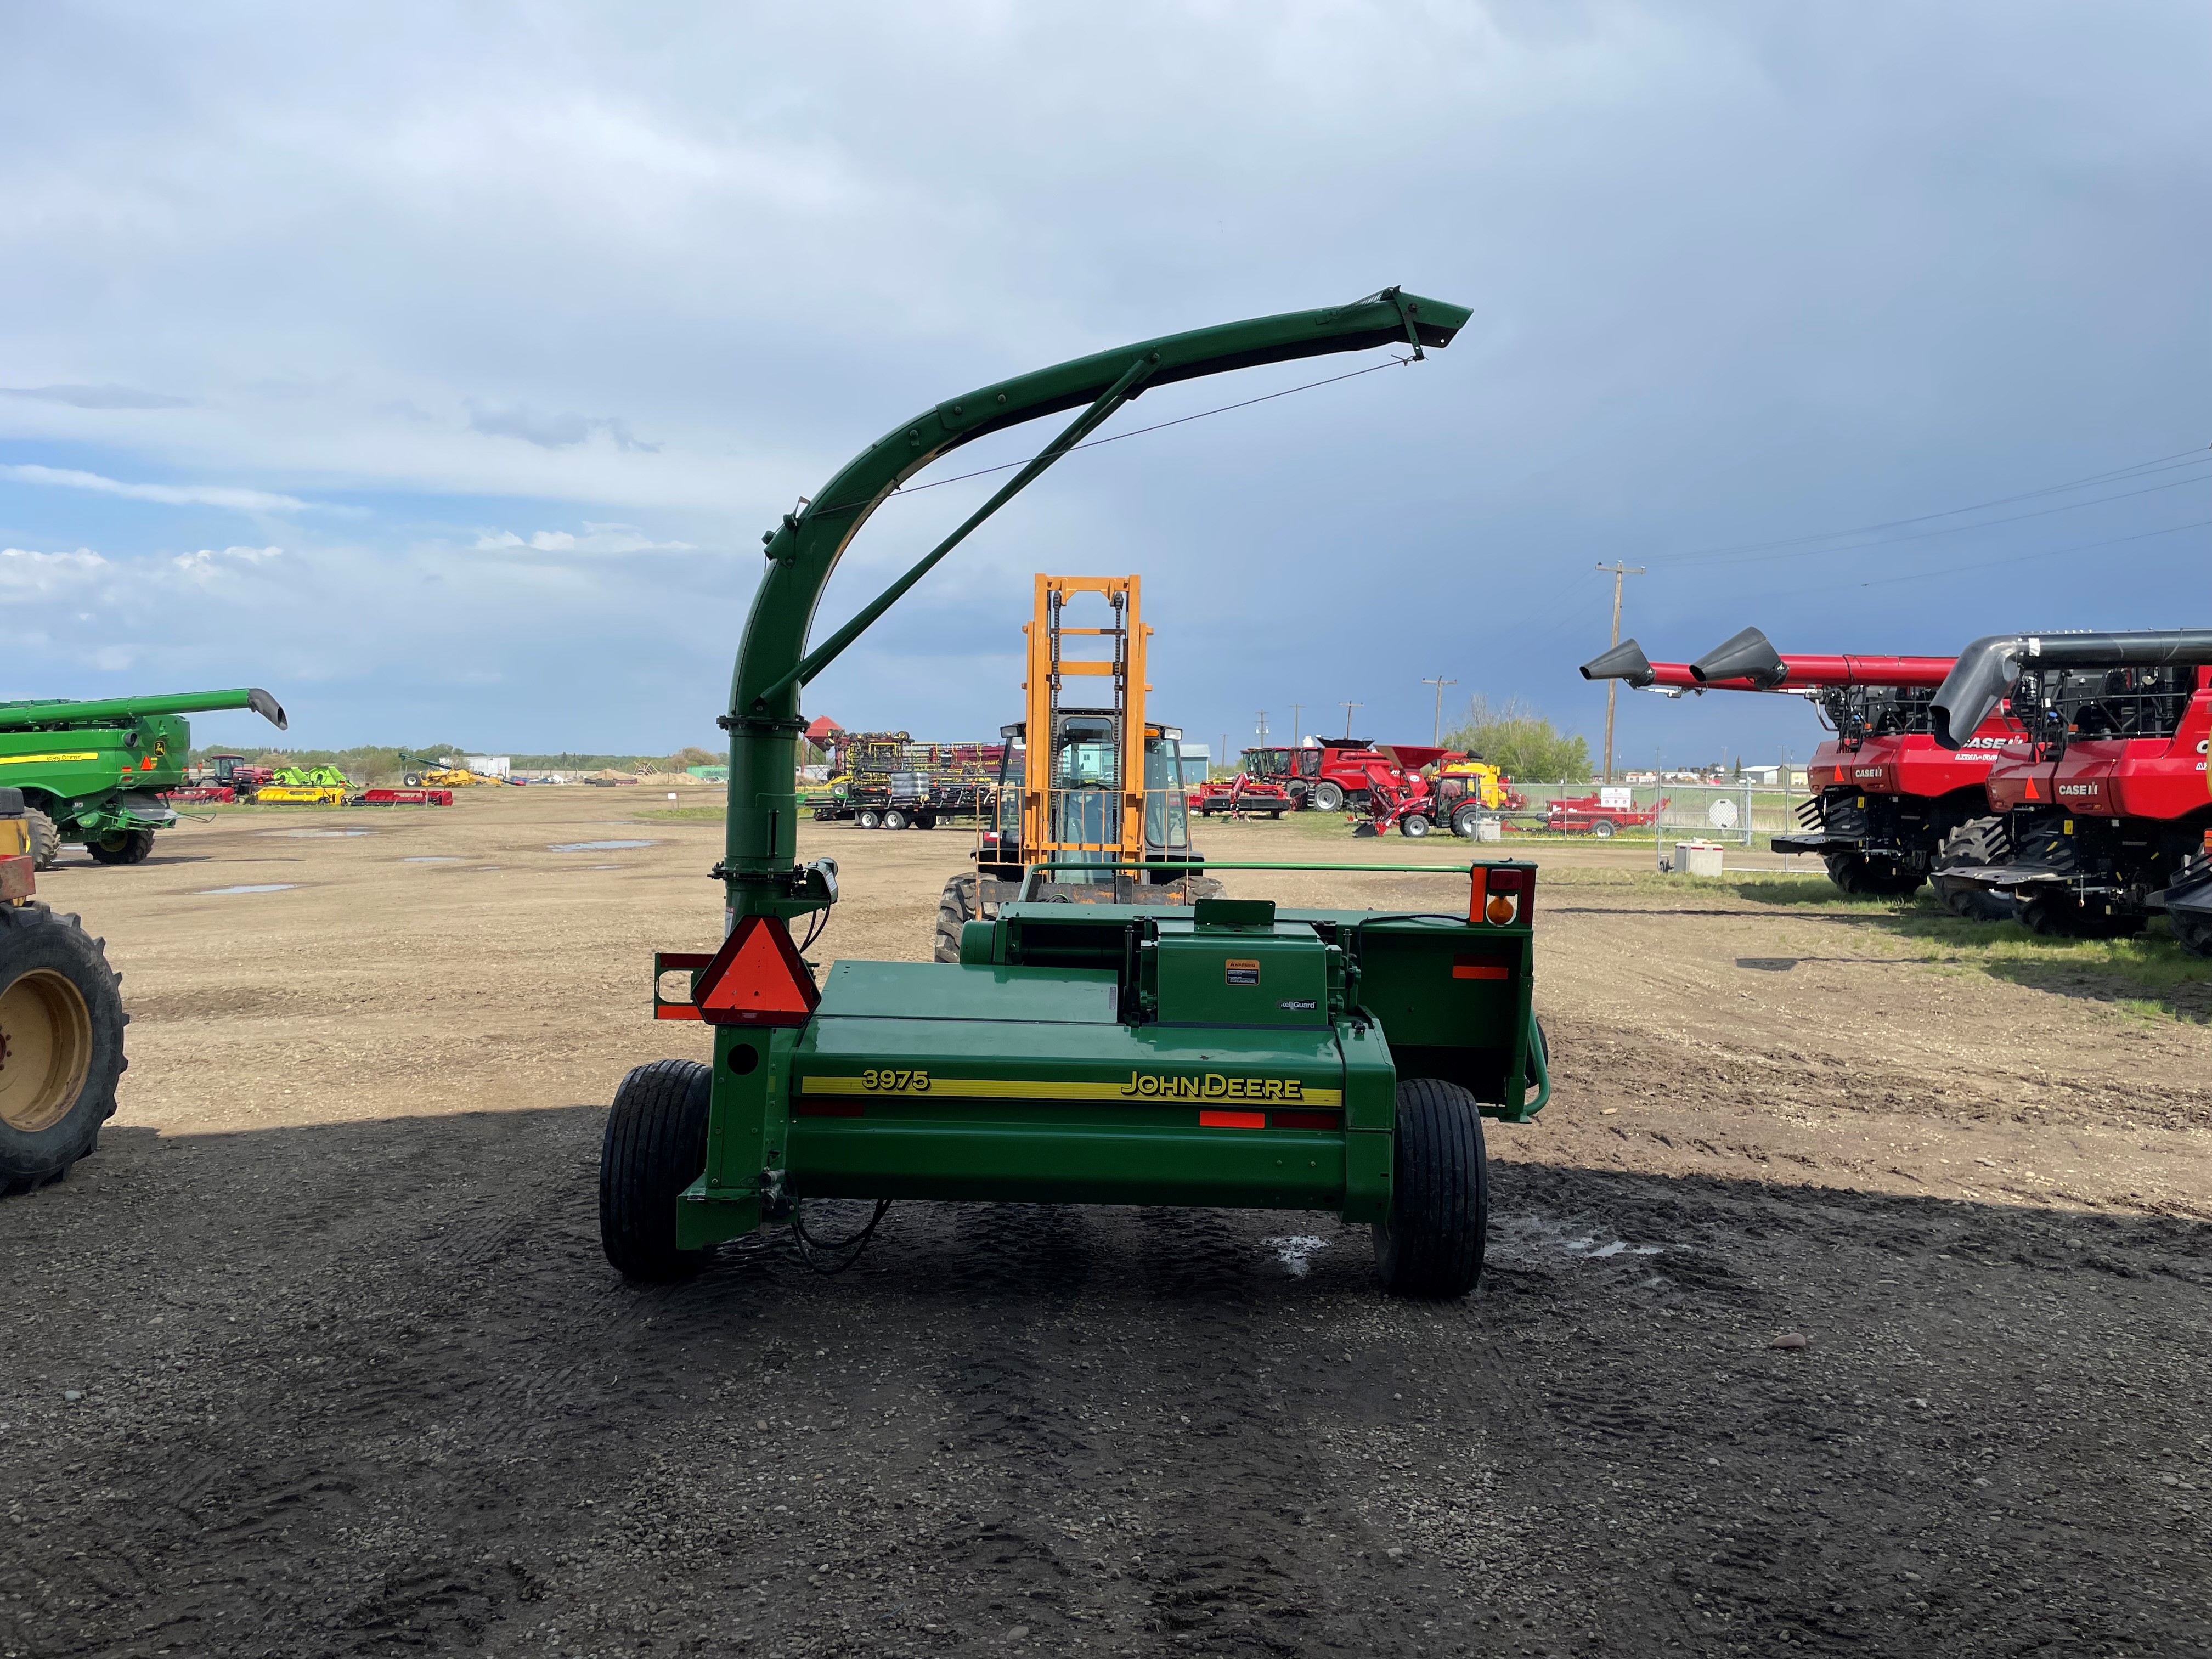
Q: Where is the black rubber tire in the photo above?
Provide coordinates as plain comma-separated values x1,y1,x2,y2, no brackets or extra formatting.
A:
599,1057,713,1281
0,903,128,1196
1311,781,1345,812
23,810,60,872
1932,818,2017,921
855,809,882,831
1374,1077,1488,1299
86,829,156,866
1267,811,1284,820
882,809,909,831
934,873,979,964
2170,911,2212,958
1590,819,1616,840
2021,893,2141,940
1400,812,1432,839
402,772,423,788
1824,851,1925,899
1452,807,1483,840
913,812,938,830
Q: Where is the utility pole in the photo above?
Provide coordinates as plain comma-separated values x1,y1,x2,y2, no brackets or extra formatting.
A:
1218,733,1227,781
1596,561,1646,784
1339,701,1362,739
1289,702,1304,749
1255,710,1269,748
1421,676,1458,747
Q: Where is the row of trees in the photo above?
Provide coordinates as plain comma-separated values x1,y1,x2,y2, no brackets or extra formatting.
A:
1441,695,1592,783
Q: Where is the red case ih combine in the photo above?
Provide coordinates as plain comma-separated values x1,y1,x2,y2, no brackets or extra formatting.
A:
1582,628,2022,913
1923,630,2212,947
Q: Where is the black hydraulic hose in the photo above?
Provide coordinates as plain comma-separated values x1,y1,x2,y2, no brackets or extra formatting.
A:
792,1198,892,1273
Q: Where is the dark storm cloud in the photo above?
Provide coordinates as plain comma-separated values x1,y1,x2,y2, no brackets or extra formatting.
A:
0,2,2204,755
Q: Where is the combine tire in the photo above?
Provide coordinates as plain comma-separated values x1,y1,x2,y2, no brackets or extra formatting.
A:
1824,851,1924,899
1590,819,1616,840
1310,781,1345,812
0,904,127,1196
1398,812,1432,839
22,810,60,873
2170,911,2212,958
86,830,155,866
1373,1077,1488,1298
934,873,980,963
855,809,882,831
2021,893,2142,940
600,1057,712,1281
1930,816,2018,921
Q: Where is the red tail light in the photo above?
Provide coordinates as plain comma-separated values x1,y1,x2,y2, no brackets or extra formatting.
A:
1471,864,1534,926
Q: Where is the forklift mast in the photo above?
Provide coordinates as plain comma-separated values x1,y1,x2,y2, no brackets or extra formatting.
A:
1022,574,1149,876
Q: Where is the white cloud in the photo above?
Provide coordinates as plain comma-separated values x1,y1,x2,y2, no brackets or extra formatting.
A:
0,545,109,595
0,462,311,512
474,522,693,555
172,544,284,584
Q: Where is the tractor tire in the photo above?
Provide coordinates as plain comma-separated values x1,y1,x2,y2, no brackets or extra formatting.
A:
1266,810,1284,821
86,829,156,866
856,809,882,831
1373,1077,1488,1299
1399,812,1433,839
402,772,423,788
23,810,60,873
599,1057,713,1282
1311,781,1345,812
2022,893,2142,940
2170,910,2212,959
882,809,909,831
1451,806,1484,839
1590,819,1616,840
934,873,980,963
0,903,127,1197
1930,817,2016,921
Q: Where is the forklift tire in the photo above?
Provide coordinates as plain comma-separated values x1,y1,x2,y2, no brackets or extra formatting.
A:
1311,781,1345,812
856,809,882,831
599,1057,713,1281
0,903,127,1197
1374,1077,1488,1299
934,873,980,964
883,809,909,831
1590,819,1616,840
23,810,60,873
86,830,156,866
1398,812,1432,839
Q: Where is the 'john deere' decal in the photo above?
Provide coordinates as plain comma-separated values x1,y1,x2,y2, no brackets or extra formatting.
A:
800,1071,1341,1106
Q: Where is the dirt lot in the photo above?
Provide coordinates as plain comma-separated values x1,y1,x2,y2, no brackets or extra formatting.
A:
4,790,2209,1657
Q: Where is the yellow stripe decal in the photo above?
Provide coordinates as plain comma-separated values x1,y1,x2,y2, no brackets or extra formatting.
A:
0,752,101,765
800,1073,1342,1107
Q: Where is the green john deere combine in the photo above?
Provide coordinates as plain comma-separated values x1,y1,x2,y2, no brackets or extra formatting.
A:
602,287,1549,1297
0,688,287,867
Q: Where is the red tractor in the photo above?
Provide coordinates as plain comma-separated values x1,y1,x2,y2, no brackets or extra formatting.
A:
1583,629,2023,914
1921,630,2212,947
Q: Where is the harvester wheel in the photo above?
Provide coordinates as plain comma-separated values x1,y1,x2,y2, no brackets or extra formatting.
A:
2170,911,2212,958
86,830,155,866
599,1057,713,1281
856,809,882,830
1311,781,1345,812
0,903,127,1197
1824,851,1923,899
2022,894,2141,940
1590,819,1616,840
1932,818,2017,922
22,810,60,873
1374,1077,1487,1298
1399,812,1432,838
882,809,909,831
933,873,981,963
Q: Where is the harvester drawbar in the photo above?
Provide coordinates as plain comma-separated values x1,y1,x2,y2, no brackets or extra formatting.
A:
602,289,1553,1298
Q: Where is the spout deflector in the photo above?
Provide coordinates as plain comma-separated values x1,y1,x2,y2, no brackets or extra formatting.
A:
1691,627,1788,689
1579,639,1655,686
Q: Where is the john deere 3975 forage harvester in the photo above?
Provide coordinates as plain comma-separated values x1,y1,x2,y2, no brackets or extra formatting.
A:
601,289,1550,1298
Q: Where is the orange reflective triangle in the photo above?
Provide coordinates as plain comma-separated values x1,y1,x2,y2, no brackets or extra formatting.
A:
694,915,820,1027
2023,777,2041,800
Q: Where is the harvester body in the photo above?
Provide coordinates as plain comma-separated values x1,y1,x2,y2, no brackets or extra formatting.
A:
602,289,1548,1296
0,688,285,866
1926,636,2212,945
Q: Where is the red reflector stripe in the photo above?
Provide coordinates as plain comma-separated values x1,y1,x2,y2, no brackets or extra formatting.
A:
794,1101,864,1118
653,1005,703,1022
1199,1109,1267,1129
1270,1109,1341,1131
1452,958,1510,980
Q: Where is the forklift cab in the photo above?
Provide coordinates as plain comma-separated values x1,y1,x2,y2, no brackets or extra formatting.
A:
980,718,1192,883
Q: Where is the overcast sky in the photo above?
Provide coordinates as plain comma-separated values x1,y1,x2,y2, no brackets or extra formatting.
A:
3,2,2207,769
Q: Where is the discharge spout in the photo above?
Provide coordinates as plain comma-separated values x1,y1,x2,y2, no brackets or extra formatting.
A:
0,687,287,732
1579,640,1657,687
1931,630,2212,749
1690,627,1789,690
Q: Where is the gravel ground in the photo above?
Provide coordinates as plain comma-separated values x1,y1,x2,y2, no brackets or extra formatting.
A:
3,793,2208,1657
